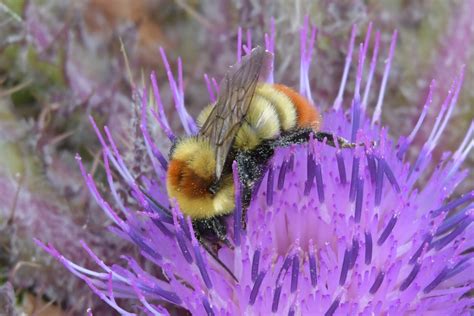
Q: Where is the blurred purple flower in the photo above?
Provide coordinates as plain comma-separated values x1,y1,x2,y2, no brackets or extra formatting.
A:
0,282,16,315
37,19,473,315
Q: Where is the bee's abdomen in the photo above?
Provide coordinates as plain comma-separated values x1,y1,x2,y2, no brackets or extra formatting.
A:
196,83,321,152
255,83,321,134
255,84,297,131
234,94,281,150
272,84,321,131
232,83,321,151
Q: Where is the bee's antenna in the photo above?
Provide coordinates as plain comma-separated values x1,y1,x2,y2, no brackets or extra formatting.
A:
197,237,238,283
139,187,173,219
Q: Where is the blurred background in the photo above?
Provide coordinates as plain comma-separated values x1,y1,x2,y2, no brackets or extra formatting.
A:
0,0,472,314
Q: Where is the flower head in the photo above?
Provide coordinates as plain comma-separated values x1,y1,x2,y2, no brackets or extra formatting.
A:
37,19,473,315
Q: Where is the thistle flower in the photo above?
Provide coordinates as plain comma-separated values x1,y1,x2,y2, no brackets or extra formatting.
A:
37,19,473,315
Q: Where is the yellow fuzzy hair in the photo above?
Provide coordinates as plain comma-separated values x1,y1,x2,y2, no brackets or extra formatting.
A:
211,174,235,215
170,137,215,179
196,103,215,128
167,179,235,219
234,95,280,150
167,187,212,219
256,83,297,131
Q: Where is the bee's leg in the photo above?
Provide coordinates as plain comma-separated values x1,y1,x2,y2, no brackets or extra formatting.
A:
235,149,272,219
270,129,362,149
314,132,356,148
235,152,258,230
270,128,314,148
239,179,259,230
235,153,254,206
193,222,204,242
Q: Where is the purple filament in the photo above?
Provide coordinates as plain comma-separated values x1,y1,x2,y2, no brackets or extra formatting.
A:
202,297,215,316
251,249,261,282
272,286,283,313
365,232,373,265
277,160,288,190
349,157,360,202
288,153,295,171
249,271,266,305
193,244,213,289
349,239,359,269
325,298,340,316
431,191,474,218
400,263,420,291
382,158,401,193
369,271,385,294
288,306,296,316
423,267,449,294
315,163,325,203
309,253,318,287
138,283,182,305
266,166,274,206
179,216,191,240
435,206,472,236
375,157,385,207
305,154,316,195
431,217,472,250
409,234,433,264
336,152,347,185
367,154,377,184
129,231,162,261
339,249,351,285
355,178,364,223
276,256,292,285
377,215,398,246
271,255,291,312
291,255,300,293
176,231,193,264
351,99,361,142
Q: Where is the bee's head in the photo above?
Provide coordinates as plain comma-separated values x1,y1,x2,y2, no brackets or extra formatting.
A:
166,137,234,219
167,137,216,196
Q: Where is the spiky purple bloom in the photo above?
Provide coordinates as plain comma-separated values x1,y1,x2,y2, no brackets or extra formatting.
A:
38,20,473,315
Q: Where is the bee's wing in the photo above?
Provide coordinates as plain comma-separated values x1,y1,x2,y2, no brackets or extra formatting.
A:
199,46,273,179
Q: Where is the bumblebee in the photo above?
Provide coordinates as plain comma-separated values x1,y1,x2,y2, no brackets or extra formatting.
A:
166,47,355,241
